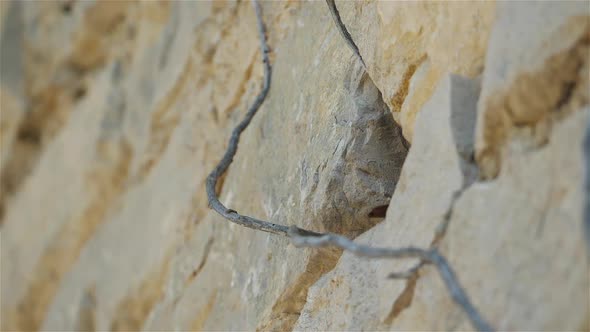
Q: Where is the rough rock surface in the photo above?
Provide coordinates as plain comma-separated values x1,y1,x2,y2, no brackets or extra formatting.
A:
334,0,496,141
295,73,482,331
475,2,590,179
1,1,588,331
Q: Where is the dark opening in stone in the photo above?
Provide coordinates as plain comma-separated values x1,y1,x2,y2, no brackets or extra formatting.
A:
368,205,389,218
61,2,72,14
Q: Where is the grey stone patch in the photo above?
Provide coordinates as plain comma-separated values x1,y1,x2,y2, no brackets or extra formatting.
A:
307,60,408,234
449,75,481,186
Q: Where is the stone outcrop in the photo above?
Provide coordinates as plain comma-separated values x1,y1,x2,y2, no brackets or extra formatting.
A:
1,1,588,331
295,73,482,331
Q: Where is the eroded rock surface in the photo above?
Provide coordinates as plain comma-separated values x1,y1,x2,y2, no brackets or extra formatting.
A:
295,73,481,331
298,2,590,331
1,1,588,331
332,1,496,141
475,1,590,179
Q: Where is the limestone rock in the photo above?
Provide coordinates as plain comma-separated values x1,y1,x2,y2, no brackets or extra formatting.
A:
475,1,590,179
332,1,496,141
1,1,232,330
298,2,590,330
585,117,590,256
393,108,590,331
2,1,407,331
294,74,481,331
392,3,590,329
1,0,589,331
146,4,408,330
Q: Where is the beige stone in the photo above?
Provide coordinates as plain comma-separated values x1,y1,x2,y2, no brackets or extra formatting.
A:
474,1,590,179
146,3,409,330
1,0,588,331
332,1,496,141
296,2,590,330
2,1,407,330
393,108,590,331
295,74,481,331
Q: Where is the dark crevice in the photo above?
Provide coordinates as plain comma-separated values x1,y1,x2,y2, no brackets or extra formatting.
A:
368,205,389,218
16,123,42,145
206,1,493,331
61,2,73,15
555,80,577,112
259,43,409,332
73,85,87,100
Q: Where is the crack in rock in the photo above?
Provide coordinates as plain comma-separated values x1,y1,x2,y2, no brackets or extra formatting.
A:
260,60,408,331
394,76,481,324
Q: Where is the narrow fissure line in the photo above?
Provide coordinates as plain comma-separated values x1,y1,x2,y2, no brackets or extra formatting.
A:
188,237,214,283
384,186,469,326
325,0,366,68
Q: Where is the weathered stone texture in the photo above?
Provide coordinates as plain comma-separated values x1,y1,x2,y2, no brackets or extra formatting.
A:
294,73,482,331
1,1,588,331
297,2,590,331
396,108,589,331
333,1,496,141
475,2,590,179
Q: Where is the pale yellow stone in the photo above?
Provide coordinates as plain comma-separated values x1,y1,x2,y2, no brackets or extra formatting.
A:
1,1,588,331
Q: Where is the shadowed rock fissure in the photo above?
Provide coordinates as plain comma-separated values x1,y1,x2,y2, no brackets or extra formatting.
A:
206,3,490,331
260,63,410,331
252,3,412,328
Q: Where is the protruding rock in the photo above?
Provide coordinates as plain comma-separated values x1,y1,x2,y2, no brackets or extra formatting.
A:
395,107,590,331
294,73,481,331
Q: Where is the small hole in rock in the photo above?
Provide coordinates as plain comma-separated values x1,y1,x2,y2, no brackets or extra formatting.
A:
73,86,87,100
369,205,389,218
17,125,41,145
61,2,72,14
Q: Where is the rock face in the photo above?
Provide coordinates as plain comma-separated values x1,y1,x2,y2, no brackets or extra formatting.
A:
294,73,482,331
1,1,588,331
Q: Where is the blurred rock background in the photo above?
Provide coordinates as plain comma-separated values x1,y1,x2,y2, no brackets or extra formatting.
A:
0,1,588,331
